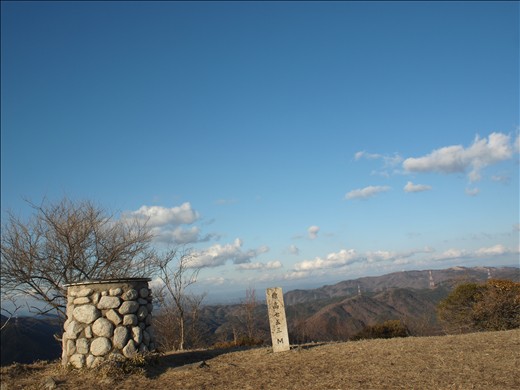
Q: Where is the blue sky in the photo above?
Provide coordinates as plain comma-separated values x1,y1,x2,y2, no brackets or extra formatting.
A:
2,1,519,302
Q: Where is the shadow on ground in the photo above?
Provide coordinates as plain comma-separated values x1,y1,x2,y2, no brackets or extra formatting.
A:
144,346,255,379
145,342,329,379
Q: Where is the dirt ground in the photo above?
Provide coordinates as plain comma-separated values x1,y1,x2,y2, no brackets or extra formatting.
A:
2,329,519,389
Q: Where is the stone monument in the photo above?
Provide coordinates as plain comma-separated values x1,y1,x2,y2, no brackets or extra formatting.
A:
266,287,290,352
62,278,155,368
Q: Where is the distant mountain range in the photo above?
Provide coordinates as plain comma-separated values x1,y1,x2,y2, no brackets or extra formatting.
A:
200,266,520,344
1,314,62,365
1,266,518,365
284,266,519,305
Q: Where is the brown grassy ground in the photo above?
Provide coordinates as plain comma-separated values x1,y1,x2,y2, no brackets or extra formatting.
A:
2,329,519,389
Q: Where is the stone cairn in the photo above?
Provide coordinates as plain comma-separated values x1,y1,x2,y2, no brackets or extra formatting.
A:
62,278,155,369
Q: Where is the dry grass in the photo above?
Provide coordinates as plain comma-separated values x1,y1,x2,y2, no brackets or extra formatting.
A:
2,329,519,389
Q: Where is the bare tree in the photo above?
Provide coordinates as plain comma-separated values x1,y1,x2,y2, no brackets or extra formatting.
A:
0,291,25,331
186,292,208,348
153,247,203,351
1,198,156,318
242,287,258,341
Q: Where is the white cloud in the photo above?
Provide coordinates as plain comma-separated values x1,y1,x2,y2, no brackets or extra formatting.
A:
355,151,404,177
283,271,311,281
434,248,470,261
188,238,269,268
403,132,514,182
514,134,520,153
236,260,282,271
129,203,199,227
354,151,367,160
294,249,360,271
475,244,509,257
308,225,320,240
432,244,517,262
288,244,300,255
404,181,432,193
491,174,510,184
345,185,391,200
355,151,403,166
465,187,480,197
153,226,215,245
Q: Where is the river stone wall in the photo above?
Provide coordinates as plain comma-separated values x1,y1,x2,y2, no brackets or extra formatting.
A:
62,278,155,369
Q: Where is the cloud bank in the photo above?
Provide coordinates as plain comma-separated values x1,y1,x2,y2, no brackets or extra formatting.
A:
404,181,432,193
291,243,515,276
129,203,200,227
236,260,283,271
188,238,269,268
403,132,515,182
308,226,320,240
345,186,391,200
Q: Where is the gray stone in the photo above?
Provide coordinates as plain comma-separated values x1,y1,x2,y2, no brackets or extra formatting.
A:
65,320,83,339
69,354,85,369
91,292,100,305
138,298,148,305
147,303,153,313
122,339,137,358
76,338,89,354
67,296,75,304
101,291,108,296
66,304,74,319
139,288,149,298
145,326,154,339
92,317,114,338
136,306,148,321
113,326,129,349
149,342,155,351
77,288,93,297
139,322,146,330
62,337,68,361
109,287,122,296
106,309,122,325
145,314,152,326
73,305,100,324
97,296,121,310
138,344,149,354
119,300,139,315
91,356,104,368
85,354,96,368
90,337,111,356
132,326,142,344
122,289,138,301
84,325,93,338
67,339,76,356
73,297,90,305
142,330,150,346
123,314,137,326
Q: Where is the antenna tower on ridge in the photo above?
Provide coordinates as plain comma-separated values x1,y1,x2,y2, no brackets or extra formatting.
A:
429,270,435,289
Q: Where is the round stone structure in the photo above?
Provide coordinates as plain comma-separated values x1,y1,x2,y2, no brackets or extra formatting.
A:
62,278,155,368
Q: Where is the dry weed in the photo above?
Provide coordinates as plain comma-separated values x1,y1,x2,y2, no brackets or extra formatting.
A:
1,329,518,389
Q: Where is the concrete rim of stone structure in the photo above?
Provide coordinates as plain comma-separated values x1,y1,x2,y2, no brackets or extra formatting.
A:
62,277,155,369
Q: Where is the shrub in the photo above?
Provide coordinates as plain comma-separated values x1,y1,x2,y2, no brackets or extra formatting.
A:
437,279,520,334
352,320,410,341
212,336,263,350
